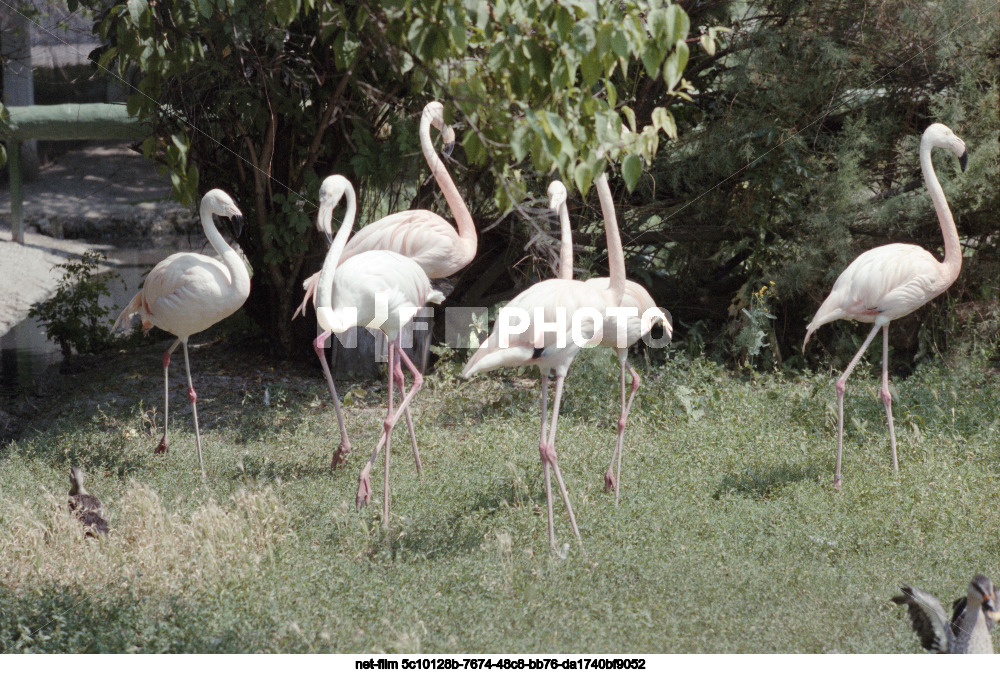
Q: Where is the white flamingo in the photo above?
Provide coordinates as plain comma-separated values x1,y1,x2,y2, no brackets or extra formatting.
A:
803,123,968,490
114,189,250,479
297,100,476,467
312,175,445,528
547,180,672,505
462,173,626,552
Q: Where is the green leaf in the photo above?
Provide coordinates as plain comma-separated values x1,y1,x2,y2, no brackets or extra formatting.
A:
511,126,530,163
463,129,485,165
126,0,148,23
580,49,602,86
641,41,665,79
610,29,629,60
621,105,637,132
573,160,594,195
647,8,669,40
700,33,716,57
664,40,688,90
667,4,690,43
622,154,642,191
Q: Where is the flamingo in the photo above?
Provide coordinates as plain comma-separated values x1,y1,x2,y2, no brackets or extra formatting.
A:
114,189,250,479
545,180,672,505
462,173,626,552
296,100,476,467
295,100,475,315
803,123,968,490
312,175,445,529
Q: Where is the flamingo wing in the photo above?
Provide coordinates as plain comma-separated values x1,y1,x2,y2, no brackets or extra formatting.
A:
341,210,466,278
135,253,242,338
463,279,609,376
805,244,944,343
329,251,444,341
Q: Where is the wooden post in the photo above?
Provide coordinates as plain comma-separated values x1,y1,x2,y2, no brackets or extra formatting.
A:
8,140,22,243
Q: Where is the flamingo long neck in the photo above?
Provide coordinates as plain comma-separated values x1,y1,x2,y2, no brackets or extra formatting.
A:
316,185,358,315
595,173,625,304
200,200,250,299
557,198,573,280
421,113,476,258
920,137,961,284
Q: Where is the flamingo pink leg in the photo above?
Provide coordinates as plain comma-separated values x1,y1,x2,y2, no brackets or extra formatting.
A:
356,342,426,512
605,356,640,506
156,339,181,455
313,332,352,468
539,373,584,552
383,344,394,527
393,354,423,474
881,325,899,473
539,374,555,546
834,323,882,490
180,340,206,480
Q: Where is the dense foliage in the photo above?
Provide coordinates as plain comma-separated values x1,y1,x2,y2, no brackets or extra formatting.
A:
75,0,701,357
629,0,999,369
65,0,998,370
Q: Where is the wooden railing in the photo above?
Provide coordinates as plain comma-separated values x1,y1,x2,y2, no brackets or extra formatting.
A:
1,103,148,243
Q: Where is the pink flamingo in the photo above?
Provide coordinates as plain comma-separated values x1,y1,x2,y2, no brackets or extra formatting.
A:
295,100,475,314
297,100,476,467
114,189,250,479
803,123,968,490
462,173,626,552
312,175,445,528
545,180,672,505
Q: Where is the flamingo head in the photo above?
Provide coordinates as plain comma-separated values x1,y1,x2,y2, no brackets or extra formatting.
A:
925,123,968,171
203,189,244,237
547,180,568,212
203,189,242,219
423,101,455,155
317,175,352,244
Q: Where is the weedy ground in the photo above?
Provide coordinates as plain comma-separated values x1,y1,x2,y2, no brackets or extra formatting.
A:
2,322,999,653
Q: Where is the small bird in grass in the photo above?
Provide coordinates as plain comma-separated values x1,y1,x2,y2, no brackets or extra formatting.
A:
892,575,998,653
68,466,108,538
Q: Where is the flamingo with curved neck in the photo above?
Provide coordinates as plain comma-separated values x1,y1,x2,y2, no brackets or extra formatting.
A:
803,122,968,489
114,189,251,479
295,100,476,318
313,175,445,530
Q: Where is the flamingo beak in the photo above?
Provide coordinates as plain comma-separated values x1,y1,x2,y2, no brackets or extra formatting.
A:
442,126,456,158
317,203,335,244
959,150,968,172
230,215,244,239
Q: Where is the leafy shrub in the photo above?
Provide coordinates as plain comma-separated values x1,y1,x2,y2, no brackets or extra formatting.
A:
28,250,122,358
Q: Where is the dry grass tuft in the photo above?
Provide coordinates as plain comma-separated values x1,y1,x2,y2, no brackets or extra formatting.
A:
0,483,291,599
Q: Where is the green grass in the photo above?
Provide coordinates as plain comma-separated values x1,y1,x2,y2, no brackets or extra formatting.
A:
2,331,1000,653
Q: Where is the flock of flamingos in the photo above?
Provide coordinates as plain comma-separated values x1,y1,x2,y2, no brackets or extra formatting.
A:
108,103,976,644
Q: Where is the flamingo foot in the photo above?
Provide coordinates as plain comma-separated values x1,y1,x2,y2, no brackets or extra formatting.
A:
356,465,372,510
603,467,616,493
154,436,169,454
833,477,842,492
331,440,351,469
